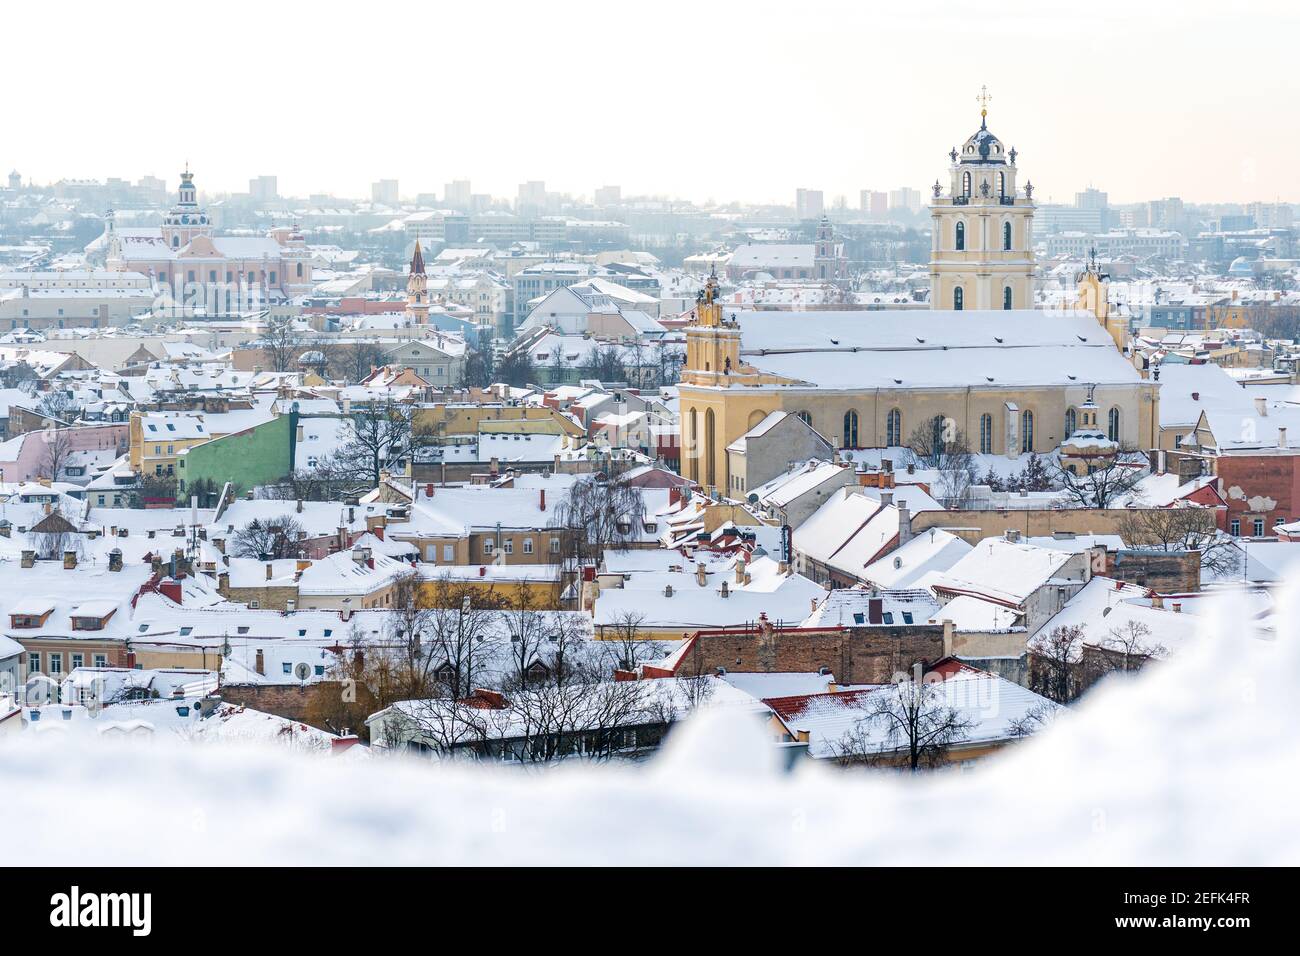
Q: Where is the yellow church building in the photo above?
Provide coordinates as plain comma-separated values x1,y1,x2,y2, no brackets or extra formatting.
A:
677,99,1157,496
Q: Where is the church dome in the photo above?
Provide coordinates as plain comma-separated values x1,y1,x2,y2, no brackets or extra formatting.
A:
959,119,1008,164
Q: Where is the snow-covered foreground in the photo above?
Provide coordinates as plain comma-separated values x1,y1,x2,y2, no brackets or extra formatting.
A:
3,587,1296,865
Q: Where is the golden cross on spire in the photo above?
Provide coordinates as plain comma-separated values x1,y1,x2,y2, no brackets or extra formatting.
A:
976,85,992,119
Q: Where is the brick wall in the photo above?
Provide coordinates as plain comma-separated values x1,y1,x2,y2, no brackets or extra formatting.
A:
675,623,945,685
219,681,340,722
1105,550,1201,593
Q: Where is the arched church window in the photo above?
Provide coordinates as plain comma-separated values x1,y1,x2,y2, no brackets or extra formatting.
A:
962,171,971,196
979,413,993,454
1021,410,1035,453
1065,407,1077,436
1003,221,1012,251
886,408,902,447
1003,286,1013,310
954,287,964,311
842,410,859,449
955,222,965,251
998,171,1006,197
1108,407,1121,443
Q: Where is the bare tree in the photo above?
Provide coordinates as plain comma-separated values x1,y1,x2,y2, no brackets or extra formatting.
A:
1117,505,1240,577
831,673,975,771
1006,700,1058,739
604,610,656,671
229,514,307,559
38,389,80,424
333,400,431,487
39,426,75,481
581,343,627,383
550,474,646,589
1097,619,1167,674
260,313,306,373
1053,451,1147,509
906,417,977,505
422,576,504,699
1027,624,1088,703
27,504,83,560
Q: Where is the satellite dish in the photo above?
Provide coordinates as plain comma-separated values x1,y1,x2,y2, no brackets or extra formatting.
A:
293,662,312,682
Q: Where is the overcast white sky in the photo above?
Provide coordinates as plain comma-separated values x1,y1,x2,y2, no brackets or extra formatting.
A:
6,0,1296,205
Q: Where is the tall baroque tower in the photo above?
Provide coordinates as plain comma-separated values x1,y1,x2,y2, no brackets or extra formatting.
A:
929,90,1035,311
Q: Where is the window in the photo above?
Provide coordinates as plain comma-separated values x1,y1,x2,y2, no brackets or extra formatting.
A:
315,665,325,676
931,415,946,450
71,653,83,669
1003,221,1012,250
282,662,292,675
886,408,902,447
549,537,561,554
1254,518,1265,537
953,287,964,310
1065,407,1077,436
27,652,40,674
503,540,513,555
796,410,812,427
443,544,454,561
93,654,106,667
1230,518,1241,536
1021,410,1035,453
1108,407,1121,443
842,410,859,448
1003,286,1013,310
49,653,62,674
979,413,993,454
523,538,534,554
483,538,495,555
955,221,965,251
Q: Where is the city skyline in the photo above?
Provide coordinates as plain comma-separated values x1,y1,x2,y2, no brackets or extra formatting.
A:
5,0,1298,207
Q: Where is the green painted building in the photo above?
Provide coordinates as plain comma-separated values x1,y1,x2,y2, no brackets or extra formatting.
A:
176,410,297,505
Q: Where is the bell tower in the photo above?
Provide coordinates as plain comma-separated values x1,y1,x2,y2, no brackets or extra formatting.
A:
1077,247,1128,353
406,240,429,325
682,270,746,385
929,87,1036,311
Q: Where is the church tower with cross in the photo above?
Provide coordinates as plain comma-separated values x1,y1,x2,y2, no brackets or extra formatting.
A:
928,87,1036,312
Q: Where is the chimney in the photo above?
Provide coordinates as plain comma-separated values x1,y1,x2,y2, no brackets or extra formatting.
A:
735,553,748,584
296,498,304,513
479,565,487,577
695,562,707,587
942,619,955,656
254,649,265,675
286,599,296,613
425,482,434,498
108,549,123,572
1191,391,1199,401
879,491,893,507
539,488,546,511
897,501,912,546
266,562,274,581
218,570,229,594
1156,449,1167,475
1005,529,1021,543
0,523,9,539
63,549,79,570
1172,602,1182,614
1254,397,1268,417
1280,428,1288,450
664,583,674,597
373,526,385,541
296,423,304,442
867,594,883,625
720,580,729,598
1151,594,1164,610
21,550,35,569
